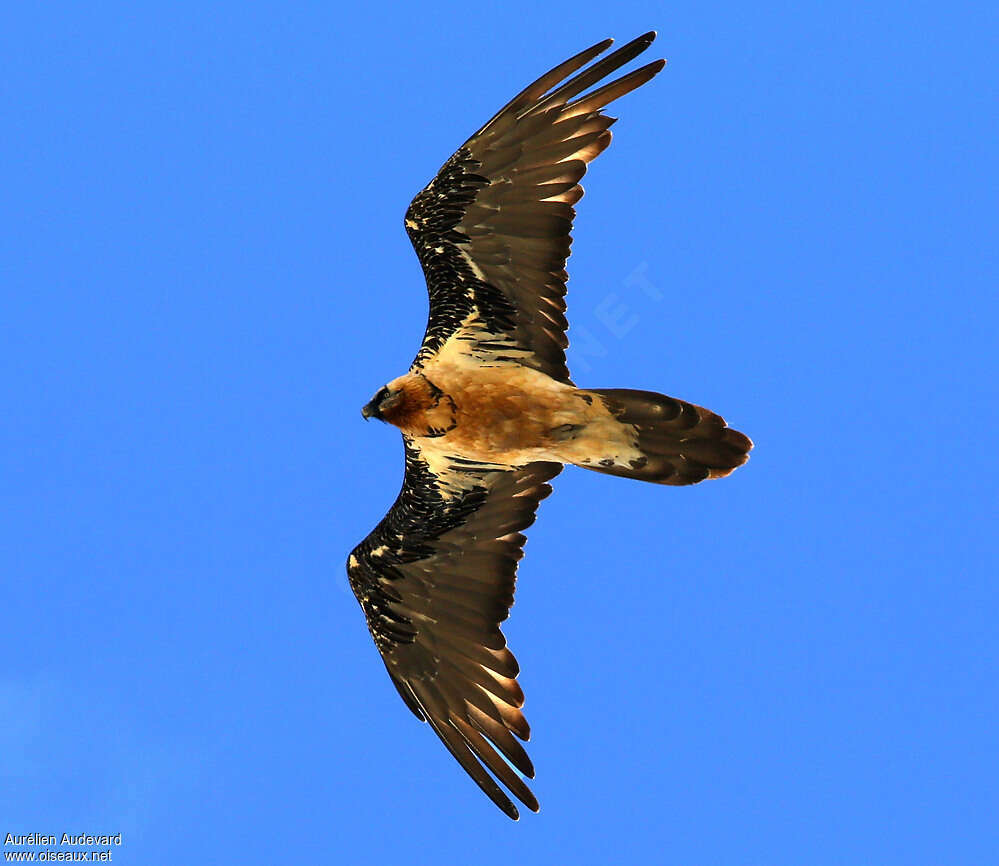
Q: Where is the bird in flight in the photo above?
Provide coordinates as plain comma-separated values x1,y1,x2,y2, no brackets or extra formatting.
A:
347,32,751,820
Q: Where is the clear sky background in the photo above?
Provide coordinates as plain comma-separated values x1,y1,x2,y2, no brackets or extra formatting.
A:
4,2,997,864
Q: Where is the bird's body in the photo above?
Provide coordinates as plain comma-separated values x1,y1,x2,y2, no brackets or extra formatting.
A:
379,344,748,482
381,353,632,470
348,32,752,819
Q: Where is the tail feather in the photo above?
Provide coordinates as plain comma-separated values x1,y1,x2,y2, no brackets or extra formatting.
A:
576,388,752,486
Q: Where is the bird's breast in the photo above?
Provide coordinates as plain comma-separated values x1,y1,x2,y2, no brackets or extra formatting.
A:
410,364,585,464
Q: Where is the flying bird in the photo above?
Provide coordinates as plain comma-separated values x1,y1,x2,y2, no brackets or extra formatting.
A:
347,32,751,820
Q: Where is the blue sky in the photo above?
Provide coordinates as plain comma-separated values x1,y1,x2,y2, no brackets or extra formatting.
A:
3,1,997,863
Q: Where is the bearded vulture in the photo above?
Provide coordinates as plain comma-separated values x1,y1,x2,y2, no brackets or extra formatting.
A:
347,31,752,819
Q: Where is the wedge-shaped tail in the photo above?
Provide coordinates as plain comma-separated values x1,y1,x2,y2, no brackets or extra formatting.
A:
575,388,752,485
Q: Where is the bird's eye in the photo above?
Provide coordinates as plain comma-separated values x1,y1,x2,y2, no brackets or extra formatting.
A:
375,387,391,405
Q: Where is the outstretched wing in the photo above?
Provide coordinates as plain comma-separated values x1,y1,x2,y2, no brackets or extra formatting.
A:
406,33,665,381
347,440,561,819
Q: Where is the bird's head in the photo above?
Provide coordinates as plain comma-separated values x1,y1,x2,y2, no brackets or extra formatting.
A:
361,385,402,422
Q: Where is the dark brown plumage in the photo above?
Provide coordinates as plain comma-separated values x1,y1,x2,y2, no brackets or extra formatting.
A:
348,32,751,820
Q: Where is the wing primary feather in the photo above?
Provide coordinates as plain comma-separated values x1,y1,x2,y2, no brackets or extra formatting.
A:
465,703,535,777
471,38,614,139
411,680,522,820
436,652,524,709
433,631,520,678
451,716,540,813
524,31,658,118
565,60,667,117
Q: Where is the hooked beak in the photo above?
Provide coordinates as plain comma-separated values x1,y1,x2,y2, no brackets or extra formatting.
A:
361,400,379,421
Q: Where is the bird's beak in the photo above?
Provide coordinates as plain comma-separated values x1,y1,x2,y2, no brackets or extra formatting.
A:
361,400,378,421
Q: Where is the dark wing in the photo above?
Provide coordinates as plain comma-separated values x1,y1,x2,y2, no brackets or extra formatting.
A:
347,440,561,819
406,33,666,381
